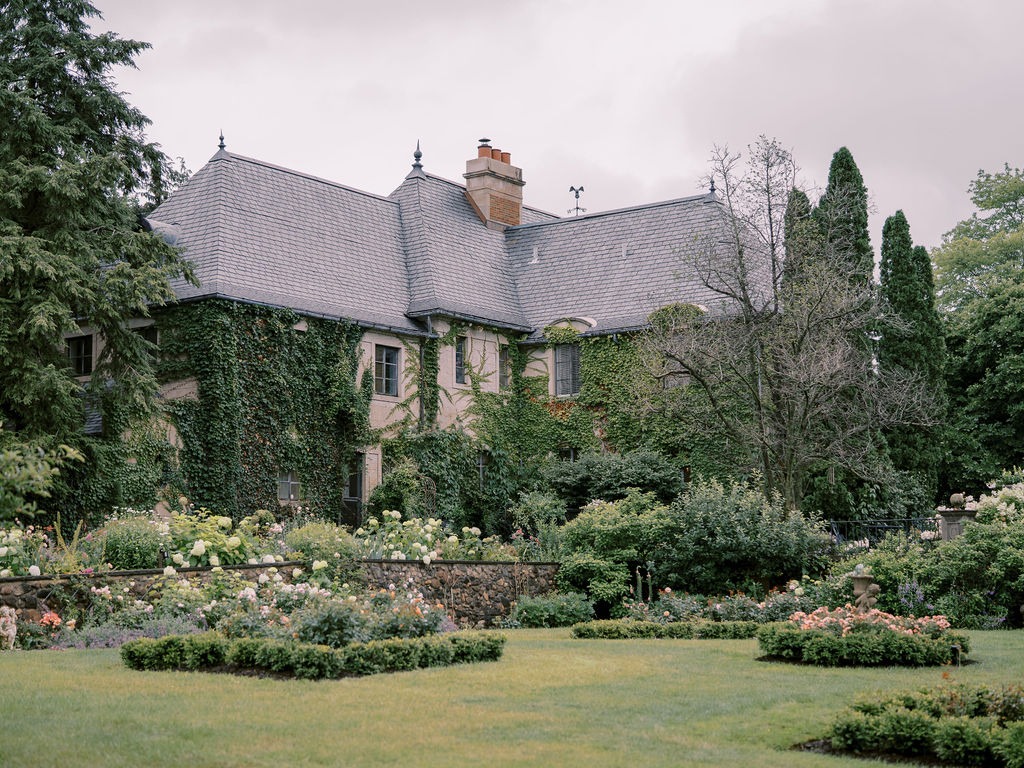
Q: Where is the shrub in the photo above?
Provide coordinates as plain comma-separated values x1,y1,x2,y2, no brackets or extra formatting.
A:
293,600,369,648
122,631,507,679
826,683,1024,765
96,518,163,571
540,449,685,515
757,604,972,668
556,490,665,608
571,619,759,640
283,520,363,586
507,592,594,628
652,478,830,595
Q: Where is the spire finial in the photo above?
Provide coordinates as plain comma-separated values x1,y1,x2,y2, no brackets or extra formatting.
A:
218,131,225,151
406,139,426,180
709,177,716,194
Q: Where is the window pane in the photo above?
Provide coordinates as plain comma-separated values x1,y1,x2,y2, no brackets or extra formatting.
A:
67,335,93,376
455,336,466,384
374,345,399,396
498,345,510,389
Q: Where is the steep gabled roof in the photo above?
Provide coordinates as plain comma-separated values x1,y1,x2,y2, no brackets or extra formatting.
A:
152,145,731,340
152,149,419,333
507,194,730,338
388,172,543,331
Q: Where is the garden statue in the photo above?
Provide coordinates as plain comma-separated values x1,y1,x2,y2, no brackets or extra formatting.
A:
854,583,880,614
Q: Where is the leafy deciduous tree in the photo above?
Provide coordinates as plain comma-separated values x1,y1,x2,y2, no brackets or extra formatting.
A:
641,137,932,510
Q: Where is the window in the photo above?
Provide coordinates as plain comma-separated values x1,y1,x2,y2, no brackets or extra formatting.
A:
277,471,302,502
67,334,93,376
133,325,160,361
374,345,399,396
454,336,467,384
554,344,580,396
498,345,510,389
558,447,579,463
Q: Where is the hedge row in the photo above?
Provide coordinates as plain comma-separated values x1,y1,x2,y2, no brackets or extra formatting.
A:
571,619,759,640
756,624,971,667
827,683,1024,766
120,631,506,680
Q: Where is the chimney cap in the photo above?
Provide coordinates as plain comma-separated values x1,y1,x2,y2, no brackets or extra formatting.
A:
478,137,491,147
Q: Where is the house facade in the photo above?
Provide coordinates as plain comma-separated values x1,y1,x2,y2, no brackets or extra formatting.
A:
70,138,731,522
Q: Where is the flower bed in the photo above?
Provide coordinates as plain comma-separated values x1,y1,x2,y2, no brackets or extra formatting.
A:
757,606,970,666
823,682,1024,766
119,630,507,680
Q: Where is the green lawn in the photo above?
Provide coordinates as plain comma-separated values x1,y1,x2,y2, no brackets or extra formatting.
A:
3,629,1023,767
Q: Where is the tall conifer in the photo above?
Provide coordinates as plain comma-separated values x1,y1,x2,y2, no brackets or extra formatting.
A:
878,211,945,500
816,147,873,283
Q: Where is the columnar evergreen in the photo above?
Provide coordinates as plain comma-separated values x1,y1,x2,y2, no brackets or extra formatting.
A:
878,211,945,500
815,147,873,283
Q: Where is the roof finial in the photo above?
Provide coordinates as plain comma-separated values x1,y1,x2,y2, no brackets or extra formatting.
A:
218,131,226,151
709,177,716,194
406,139,427,180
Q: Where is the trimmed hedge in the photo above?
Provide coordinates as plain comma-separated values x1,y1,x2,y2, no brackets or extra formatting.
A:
571,619,759,640
120,631,506,680
827,683,1024,767
757,624,971,667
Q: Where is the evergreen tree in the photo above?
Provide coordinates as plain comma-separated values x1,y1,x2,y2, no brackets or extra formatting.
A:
878,211,945,500
815,147,873,283
782,187,817,289
0,0,193,442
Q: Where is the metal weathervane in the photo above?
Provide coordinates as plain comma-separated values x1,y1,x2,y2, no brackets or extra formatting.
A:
568,185,586,216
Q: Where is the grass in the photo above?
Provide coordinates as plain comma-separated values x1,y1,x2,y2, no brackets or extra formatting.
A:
2,629,1024,767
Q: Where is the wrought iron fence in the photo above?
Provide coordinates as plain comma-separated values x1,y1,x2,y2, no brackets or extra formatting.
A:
827,516,940,550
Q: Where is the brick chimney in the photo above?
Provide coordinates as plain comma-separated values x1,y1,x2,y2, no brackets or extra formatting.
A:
464,138,524,230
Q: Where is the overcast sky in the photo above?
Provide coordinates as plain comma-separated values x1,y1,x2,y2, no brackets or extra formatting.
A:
92,0,1021,252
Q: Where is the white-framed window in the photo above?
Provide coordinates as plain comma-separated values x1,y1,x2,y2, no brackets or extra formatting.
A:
374,345,400,396
67,334,93,376
455,336,467,385
277,471,302,502
554,344,580,396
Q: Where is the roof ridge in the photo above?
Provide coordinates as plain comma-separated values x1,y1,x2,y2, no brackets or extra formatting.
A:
216,151,399,205
508,193,714,231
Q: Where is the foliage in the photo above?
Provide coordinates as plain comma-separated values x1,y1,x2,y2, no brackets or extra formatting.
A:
0,0,195,528
120,631,506,679
353,509,513,562
282,520,363,586
0,428,83,523
814,146,874,284
162,300,371,521
878,211,946,501
827,683,1024,766
757,606,969,666
504,592,594,628
556,489,665,607
652,478,830,596
570,619,759,640
164,508,258,567
620,581,824,624
0,523,48,577
934,164,1024,494
95,518,164,571
640,138,928,509
507,491,565,561
539,449,684,516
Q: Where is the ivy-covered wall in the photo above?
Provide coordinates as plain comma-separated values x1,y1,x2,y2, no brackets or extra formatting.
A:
158,300,372,521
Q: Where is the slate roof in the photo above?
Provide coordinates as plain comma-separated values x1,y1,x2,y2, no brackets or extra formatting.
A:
151,147,730,339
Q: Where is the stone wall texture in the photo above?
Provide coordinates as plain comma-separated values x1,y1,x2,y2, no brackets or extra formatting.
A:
0,560,559,627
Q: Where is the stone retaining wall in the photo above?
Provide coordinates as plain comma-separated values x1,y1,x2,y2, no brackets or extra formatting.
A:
0,560,559,626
